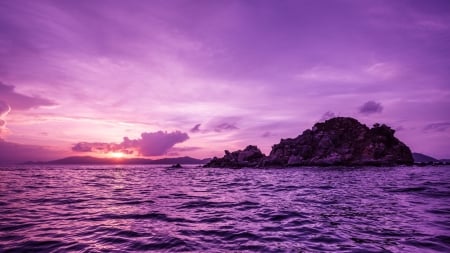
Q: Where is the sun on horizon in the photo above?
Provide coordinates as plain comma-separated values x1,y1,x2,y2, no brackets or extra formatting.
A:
109,152,126,159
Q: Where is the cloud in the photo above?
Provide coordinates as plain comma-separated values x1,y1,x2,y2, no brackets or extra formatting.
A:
364,62,398,80
0,82,56,110
424,122,450,132
320,111,336,122
72,142,120,153
0,101,10,116
72,130,189,156
295,66,365,83
295,62,398,84
261,131,272,138
0,100,11,135
0,121,5,135
0,139,66,163
359,100,383,115
190,120,239,134
190,123,201,133
214,123,238,132
167,146,202,156
139,131,189,156
170,146,202,152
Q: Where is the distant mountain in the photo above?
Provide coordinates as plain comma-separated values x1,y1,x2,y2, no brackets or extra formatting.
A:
26,156,210,165
412,153,439,163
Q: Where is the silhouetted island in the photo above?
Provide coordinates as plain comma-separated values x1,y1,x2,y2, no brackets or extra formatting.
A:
26,156,209,165
412,153,439,163
205,117,414,168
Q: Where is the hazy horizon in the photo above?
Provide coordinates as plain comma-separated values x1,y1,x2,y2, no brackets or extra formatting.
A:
1,0,449,163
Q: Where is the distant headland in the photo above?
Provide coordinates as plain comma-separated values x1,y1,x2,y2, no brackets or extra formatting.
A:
205,117,415,168
25,156,209,165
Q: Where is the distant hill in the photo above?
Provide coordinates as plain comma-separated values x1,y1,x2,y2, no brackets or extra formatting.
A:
26,156,210,165
412,153,439,163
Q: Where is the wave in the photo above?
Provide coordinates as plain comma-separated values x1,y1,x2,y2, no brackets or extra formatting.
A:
0,165,449,252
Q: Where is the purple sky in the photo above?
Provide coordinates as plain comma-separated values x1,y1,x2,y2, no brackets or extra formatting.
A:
0,0,449,162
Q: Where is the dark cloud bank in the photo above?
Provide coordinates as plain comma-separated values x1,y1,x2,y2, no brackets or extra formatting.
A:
0,82,56,110
0,139,65,163
0,82,56,134
73,130,189,156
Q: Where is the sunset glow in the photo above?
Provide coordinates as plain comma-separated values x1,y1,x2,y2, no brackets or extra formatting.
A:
109,152,126,159
0,0,449,163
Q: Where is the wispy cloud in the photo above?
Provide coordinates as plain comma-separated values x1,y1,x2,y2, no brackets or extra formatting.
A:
190,124,201,133
295,66,365,83
214,123,238,132
295,62,399,84
320,111,336,122
261,131,272,138
364,63,398,80
424,122,450,132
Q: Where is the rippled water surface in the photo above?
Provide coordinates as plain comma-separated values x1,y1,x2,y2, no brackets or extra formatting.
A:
0,165,449,252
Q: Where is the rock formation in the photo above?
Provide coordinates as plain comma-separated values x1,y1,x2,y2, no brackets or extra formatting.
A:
261,117,413,166
204,145,265,168
204,117,414,168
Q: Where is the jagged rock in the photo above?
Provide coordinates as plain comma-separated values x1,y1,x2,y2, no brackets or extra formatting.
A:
261,117,413,166
204,117,414,168
204,145,265,168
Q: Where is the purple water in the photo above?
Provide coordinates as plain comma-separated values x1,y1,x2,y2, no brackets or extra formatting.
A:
0,165,449,252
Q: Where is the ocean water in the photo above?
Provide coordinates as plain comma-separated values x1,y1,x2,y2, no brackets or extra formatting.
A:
0,165,449,253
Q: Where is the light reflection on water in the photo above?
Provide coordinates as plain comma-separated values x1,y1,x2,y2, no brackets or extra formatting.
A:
0,165,449,252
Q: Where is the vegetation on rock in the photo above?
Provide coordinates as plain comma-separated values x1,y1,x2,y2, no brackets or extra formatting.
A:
204,117,413,168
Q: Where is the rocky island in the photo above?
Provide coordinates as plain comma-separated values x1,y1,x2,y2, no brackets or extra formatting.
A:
205,117,414,168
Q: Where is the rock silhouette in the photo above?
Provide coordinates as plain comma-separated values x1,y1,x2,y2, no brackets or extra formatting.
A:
204,117,413,168
205,145,265,168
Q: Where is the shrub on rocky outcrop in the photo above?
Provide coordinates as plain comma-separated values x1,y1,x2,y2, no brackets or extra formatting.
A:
204,117,413,168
